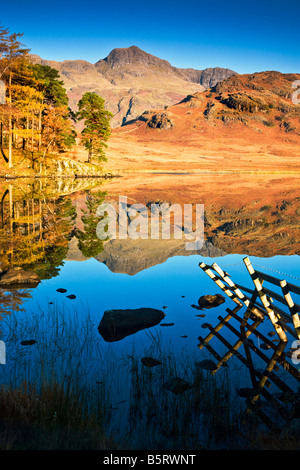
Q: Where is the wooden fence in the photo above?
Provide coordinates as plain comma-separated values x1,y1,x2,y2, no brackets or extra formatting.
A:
199,256,300,342
198,256,300,430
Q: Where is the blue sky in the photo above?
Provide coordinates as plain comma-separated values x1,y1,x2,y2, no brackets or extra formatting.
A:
1,0,299,73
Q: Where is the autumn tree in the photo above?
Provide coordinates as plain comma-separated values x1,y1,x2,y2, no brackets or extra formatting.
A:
0,25,76,172
40,105,76,171
0,25,29,167
76,92,112,164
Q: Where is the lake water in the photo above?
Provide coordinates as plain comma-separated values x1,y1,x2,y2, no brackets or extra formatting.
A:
0,174,300,449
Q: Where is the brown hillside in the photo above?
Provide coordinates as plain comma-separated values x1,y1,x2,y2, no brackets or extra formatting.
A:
103,71,300,173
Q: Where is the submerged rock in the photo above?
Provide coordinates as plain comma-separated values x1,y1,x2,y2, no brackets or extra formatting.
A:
164,377,192,394
20,339,37,346
141,357,162,367
195,359,217,371
0,267,40,288
98,307,165,342
238,387,259,398
200,323,211,329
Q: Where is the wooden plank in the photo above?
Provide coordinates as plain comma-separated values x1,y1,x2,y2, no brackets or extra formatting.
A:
243,257,288,343
208,316,262,374
255,270,300,296
201,268,265,319
219,316,293,393
230,309,300,380
198,311,234,350
199,262,243,306
280,279,300,340
197,336,224,363
263,285,300,313
212,262,250,305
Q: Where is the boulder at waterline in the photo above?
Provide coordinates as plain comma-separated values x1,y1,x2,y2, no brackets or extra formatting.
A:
98,307,165,342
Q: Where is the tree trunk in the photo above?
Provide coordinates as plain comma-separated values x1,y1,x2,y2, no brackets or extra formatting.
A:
8,72,12,168
38,109,42,151
88,139,93,163
0,121,8,163
31,114,34,151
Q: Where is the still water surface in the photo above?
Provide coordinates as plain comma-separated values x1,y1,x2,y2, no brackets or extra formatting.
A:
1,175,300,447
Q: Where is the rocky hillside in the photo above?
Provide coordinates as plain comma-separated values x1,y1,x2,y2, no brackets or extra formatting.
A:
103,70,300,174
30,46,236,127
133,71,300,133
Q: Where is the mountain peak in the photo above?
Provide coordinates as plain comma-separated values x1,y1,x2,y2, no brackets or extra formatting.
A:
97,46,172,70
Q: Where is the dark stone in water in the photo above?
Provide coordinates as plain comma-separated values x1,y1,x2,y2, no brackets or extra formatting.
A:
198,294,225,309
141,357,162,367
238,388,258,398
98,308,165,342
57,288,67,293
191,294,225,311
195,359,217,371
20,339,37,346
66,295,76,299
164,377,192,394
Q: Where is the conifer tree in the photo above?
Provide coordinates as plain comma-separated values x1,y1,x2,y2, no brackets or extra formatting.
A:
77,92,112,163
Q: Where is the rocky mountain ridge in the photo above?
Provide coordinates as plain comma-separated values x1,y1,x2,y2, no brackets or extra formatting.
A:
30,46,236,127
132,70,300,134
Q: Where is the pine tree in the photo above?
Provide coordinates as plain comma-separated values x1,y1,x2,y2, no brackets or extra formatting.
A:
76,92,112,163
